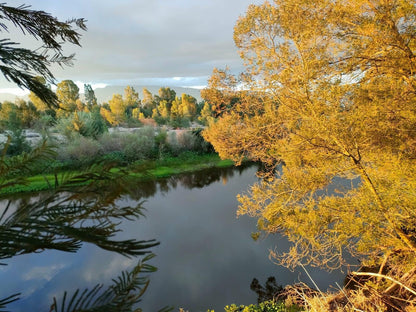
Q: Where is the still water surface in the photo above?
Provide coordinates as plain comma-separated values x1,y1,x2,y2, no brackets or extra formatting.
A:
1,165,347,311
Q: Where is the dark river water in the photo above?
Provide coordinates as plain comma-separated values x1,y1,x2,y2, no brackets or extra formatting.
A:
0,165,348,311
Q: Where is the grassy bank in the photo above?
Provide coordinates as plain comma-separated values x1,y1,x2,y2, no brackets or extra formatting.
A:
1,153,235,196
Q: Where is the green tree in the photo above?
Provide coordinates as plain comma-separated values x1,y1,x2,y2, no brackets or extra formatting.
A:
124,85,140,107
141,88,156,117
151,107,160,120
124,85,140,119
84,83,97,108
15,98,38,128
156,87,176,104
157,100,170,120
198,101,214,125
3,108,30,156
58,111,107,140
170,97,180,119
179,93,197,120
203,0,416,308
0,101,15,129
56,79,79,117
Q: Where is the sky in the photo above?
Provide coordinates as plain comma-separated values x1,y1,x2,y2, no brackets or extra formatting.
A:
0,0,264,95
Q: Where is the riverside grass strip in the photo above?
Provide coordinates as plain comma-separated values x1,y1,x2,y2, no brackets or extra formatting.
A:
1,155,235,196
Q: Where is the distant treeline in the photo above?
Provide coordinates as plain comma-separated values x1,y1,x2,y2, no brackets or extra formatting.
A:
0,79,219,131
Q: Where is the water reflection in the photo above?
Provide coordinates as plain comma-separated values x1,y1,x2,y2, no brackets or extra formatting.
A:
0,164,347,312
118,164,347,311
127,163,255,200
0,166,160,311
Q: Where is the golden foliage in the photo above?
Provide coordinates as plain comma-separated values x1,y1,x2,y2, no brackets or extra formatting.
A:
203,0,416,285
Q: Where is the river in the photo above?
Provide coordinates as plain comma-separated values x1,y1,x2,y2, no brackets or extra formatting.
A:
0,164,347,311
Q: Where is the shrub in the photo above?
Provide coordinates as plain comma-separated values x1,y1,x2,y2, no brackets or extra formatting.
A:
54,111,107,140
57,135,102,162
166,129,209,156
98,127,156,162
122,127,155,161
54,116,75,140
98,131,125,153
176,130,196,150
166,130,181,156
223,301,300,312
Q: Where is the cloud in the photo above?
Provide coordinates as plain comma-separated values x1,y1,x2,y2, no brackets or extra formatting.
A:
0,0,264,90
73,81,109,92
23,264,67,282
0,88,29,96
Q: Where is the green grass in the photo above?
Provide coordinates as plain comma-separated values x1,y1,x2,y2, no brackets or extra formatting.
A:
1,154,236,196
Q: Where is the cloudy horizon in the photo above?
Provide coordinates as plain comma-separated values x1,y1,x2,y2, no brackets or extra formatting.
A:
0,0,264,96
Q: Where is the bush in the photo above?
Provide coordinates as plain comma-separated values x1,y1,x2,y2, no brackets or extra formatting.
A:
166,130,208,156
223,301,300,312
54,116,75,140
54,111,107,140
98,131,125,153
123,126,156,161
176,130,196,150
57,135,102,162
99,127,156,162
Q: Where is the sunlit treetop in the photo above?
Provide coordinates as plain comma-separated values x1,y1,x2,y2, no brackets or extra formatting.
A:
203,0,416,275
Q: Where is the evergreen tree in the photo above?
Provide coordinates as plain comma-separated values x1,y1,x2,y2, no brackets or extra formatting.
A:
84,83,97,108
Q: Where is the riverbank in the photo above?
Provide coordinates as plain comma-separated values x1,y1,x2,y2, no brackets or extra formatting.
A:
1,153,235,196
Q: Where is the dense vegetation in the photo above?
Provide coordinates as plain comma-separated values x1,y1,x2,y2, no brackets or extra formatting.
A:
3,0,416,311
0,82,227,193
203,0,416,310
0,82,218,147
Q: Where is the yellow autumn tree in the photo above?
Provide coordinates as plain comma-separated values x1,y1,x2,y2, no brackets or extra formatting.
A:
108,93,127,126
56,79,79,118
203,0,416,301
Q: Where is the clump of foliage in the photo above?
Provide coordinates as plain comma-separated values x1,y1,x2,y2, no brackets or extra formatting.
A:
203,0,416,309
223,301,300,312
54,111,107,140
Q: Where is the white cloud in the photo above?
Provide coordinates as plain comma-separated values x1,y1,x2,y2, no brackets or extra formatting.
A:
91,83,108,90
0,88,29,97
74,81,109,92
0,0,265,92
23,263,67,281
186,85,206,90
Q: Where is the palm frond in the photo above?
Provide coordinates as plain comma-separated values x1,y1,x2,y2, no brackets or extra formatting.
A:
0,140,56,191
0,161,158,261
0,4,86,49
0,293,20,312
0,3,86,106
50,254,171,312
